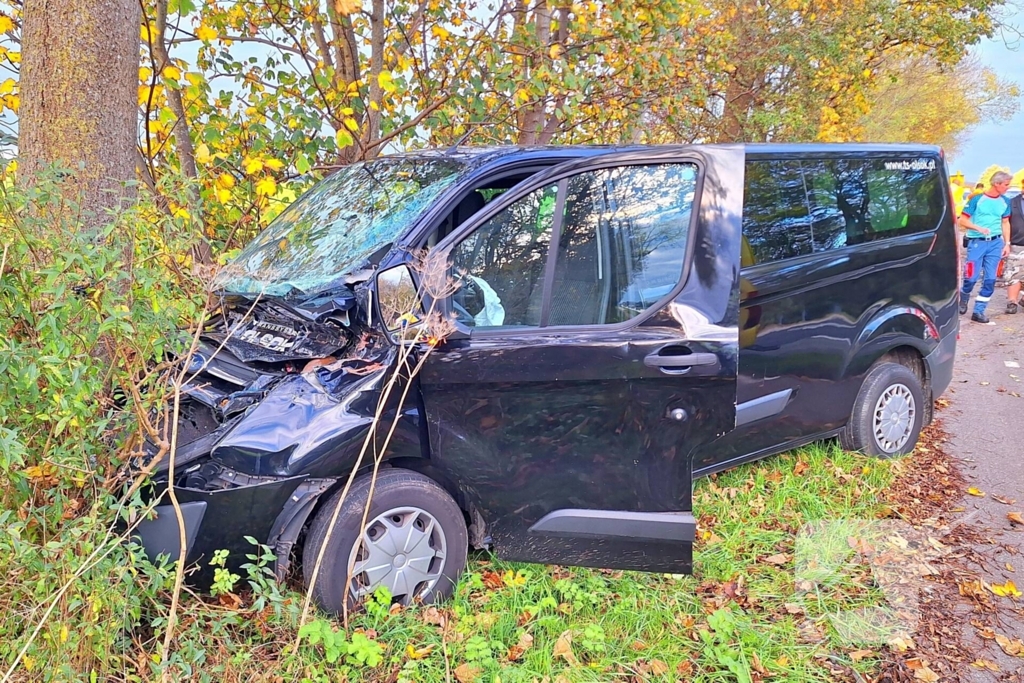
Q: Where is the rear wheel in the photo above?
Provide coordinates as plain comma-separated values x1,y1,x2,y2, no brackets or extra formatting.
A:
840,362,924,458
303,468,468,614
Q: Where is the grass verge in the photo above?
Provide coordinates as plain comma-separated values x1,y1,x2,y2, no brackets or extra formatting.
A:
282,439,903,683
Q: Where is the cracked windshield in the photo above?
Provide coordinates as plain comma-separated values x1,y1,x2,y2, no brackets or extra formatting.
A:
217,157,465,296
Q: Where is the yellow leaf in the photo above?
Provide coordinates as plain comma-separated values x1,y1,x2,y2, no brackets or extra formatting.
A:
264,158,284,172
185,72,204,87
967,487,985,497
216,188,232,203
549,44,563,60
172,205,190,220
162,65,181,81
60,625,69,643
196,24,218,41
0,16,13,33
431,25,450,41
216,172,236,189
194,143,212,165
343,117,359,132
369,100,379,111
405,643,434,659
336,129,354,148
6,50,20,64
22,656,34,672
140,23,151,42
378,70,396,92
989,580,1022,599
255,177,277,197
334,0,360,15
0,78,13,95
243,158,264,175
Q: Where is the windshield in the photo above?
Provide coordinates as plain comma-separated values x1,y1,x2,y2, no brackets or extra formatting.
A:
216,156,466,296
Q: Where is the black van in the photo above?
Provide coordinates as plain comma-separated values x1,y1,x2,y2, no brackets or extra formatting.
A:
137,144,958,613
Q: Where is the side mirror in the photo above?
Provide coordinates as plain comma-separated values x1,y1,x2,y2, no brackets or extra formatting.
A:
376,264,424,336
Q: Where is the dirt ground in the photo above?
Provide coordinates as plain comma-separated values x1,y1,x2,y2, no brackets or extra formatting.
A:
936,288,1024,681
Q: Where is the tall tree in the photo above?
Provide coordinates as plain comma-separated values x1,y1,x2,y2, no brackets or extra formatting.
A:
18,0,140,219
858,55,1019,157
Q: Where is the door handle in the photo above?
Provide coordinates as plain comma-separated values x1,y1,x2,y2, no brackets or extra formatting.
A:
643,348,719,369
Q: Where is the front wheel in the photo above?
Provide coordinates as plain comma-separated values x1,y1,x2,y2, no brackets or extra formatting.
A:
840,362,924,458
303,468,468,614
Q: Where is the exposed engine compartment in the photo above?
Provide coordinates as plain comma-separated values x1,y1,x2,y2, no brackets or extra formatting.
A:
143,285,387,477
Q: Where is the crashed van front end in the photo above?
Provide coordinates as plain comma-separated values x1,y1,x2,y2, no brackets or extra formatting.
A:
135,289,415,579
133,155,466,581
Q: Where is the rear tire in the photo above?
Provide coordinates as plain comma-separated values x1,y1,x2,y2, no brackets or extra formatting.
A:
840,362,924,458
302,468,468,615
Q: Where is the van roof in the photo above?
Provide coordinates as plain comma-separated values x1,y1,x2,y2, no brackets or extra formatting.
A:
378,143,943,168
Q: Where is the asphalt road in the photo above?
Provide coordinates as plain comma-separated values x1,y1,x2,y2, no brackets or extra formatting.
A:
941,289,1024,680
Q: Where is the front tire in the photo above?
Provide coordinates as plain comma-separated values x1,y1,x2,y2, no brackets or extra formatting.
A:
303,468,468,614
840,362,924,458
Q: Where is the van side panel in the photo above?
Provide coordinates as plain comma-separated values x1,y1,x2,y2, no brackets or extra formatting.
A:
695,150,957,475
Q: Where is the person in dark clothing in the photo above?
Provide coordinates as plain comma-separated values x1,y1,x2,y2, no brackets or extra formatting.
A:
1006,185,1024,314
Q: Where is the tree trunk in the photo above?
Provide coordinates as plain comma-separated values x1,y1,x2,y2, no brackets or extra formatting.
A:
19,0,140,222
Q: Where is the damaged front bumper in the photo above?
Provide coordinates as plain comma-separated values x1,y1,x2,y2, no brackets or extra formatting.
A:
132,290,412,580
135,468,335,581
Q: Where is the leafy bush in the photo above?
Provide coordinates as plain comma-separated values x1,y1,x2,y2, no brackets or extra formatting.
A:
0,167,214,679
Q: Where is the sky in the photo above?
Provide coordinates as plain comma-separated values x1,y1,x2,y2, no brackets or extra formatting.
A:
947,3,1024,182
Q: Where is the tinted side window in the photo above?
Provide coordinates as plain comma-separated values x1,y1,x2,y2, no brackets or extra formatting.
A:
803,157,944,251
547,164,697,326
448,184,558,328
742,160,813,264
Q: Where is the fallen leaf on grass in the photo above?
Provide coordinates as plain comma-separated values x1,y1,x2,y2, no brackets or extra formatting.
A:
475,612,499,629
481,570,504,590
989,580,1022,598
888,636,916,652
552,630,579,666
405,643,435,660
454,663,481,683
217,592,243,609
783,602,805,615
422,606,447,627
993,495,1017,505
793,460,810,476
972,659,1001,671
850,649,874,661
1008,512,1024,526
507,632,533,661
762,553,790,566
995,634,1024,656
914,666,940,682
775,655,790,667
968,487,986,497
650,659,669,675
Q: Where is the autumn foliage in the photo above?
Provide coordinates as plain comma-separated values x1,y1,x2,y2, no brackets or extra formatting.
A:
0,0,1019,257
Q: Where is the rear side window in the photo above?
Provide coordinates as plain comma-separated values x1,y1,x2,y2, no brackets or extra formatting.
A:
743,156,945,265
742,160,813,263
